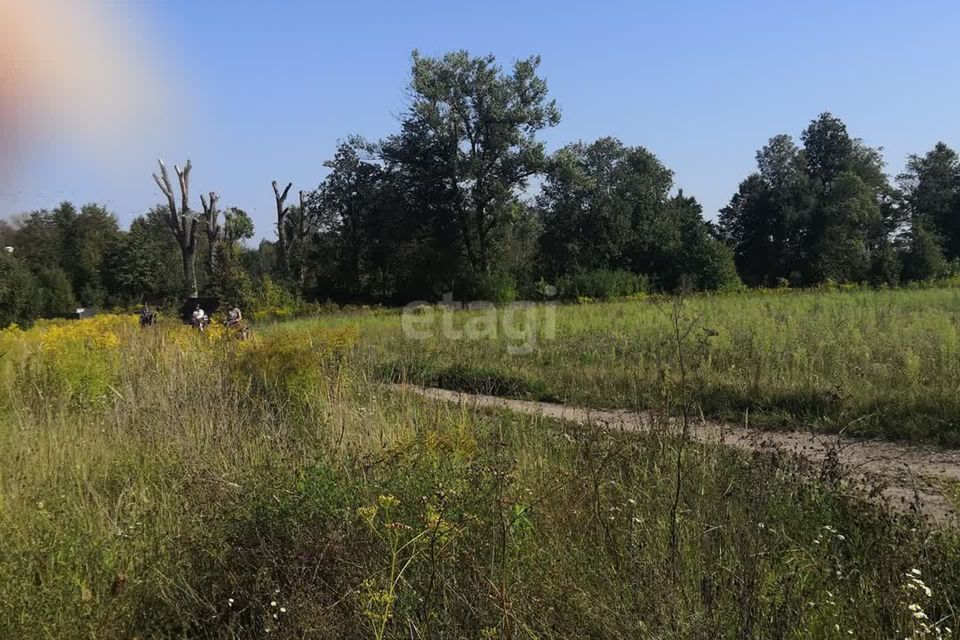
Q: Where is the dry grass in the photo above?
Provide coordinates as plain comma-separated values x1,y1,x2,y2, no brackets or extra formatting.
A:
327,286,960,444
0,312,959,638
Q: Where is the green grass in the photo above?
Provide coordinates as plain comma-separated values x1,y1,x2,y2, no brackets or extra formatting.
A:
304,286,960,445
1,306,960,637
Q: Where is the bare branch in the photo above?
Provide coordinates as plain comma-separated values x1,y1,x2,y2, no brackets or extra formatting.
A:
153,159,181,237
201,191,221,239
151,157,199,296
273,180,294,275
273,180,293,206
175,160,192,219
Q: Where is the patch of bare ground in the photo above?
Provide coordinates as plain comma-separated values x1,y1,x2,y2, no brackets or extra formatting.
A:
395,384,960,526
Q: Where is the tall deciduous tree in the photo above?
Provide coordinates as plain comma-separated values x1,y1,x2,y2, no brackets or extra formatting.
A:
67,204,121,306
899,142,960,259
152,159,200,297
801,113,854,187
103,206,183,305
720,135,811,285
539,138,739,291
308,139,389,299
538,137,672,276
403,50,560,275
722,113,896,286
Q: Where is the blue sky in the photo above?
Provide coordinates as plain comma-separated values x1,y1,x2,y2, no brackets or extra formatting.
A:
3,1,959,241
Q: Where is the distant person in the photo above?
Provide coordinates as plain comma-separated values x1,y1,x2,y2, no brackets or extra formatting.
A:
191,304,207,330
139,303,155,327
226,306,242,327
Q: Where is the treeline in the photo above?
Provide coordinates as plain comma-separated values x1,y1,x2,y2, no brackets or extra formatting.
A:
3,50,960,327
719,115,960,286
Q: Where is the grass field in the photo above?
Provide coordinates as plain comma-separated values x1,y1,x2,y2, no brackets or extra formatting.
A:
306,286,960,445
1,296,959,638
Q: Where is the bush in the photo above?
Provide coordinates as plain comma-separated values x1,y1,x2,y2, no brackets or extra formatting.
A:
250,276,305,321
904,225,947,282
464,272,517,305
0,253,40,328
36,268,77,317
556,269,648,300
693,237,743,291
234,325,358,403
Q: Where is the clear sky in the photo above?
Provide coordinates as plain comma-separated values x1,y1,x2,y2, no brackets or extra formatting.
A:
2,0,959,241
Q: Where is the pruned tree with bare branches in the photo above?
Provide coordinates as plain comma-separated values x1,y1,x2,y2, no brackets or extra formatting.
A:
153,159,200,297
291,190,313,289
200,191,221,277
272,180,293,277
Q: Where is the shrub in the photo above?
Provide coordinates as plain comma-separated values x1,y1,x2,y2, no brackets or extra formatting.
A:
693,237,743,291
0,253,39,329
464,272,518,305
36,267,77,317
234,326,358,402
250,276,301,320
4,314,137,405
556,269,648,300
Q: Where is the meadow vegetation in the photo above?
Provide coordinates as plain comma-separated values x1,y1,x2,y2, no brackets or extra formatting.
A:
326,284,960,445
1,303,959,638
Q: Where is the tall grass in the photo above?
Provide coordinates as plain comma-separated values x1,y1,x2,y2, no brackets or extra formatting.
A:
0,313,958,638
325,286,960,444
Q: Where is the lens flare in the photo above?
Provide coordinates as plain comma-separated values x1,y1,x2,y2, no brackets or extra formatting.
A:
0,0,163,169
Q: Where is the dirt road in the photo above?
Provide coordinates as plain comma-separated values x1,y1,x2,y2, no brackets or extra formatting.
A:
397,385,960,526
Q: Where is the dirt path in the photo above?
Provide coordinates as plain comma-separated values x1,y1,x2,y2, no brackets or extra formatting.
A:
396,385,960,526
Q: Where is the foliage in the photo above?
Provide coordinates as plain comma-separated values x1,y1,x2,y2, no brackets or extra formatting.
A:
212,242,256,310
899,142,960,260
1,308,959,638
35,267,78,317
463,271,518,304
405,49,560,274
538,138,739,292
903,224,948,281
356,284,960,445
720,113,895,287
102,206,183,306
8,63,960,323
0,251,40,328
538,138,671,275
223,206,255,245
556,269,648,300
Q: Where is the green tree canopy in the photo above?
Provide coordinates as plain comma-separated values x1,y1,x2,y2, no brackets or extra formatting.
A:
403,50,560,276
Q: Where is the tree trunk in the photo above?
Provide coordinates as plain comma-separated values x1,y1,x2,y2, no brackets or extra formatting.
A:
182,245,198,298
298,190,309,291
273,181,293,278
201,192,221,281
277,227,287,276
206,246,215,279
476,202,489,274
153,159,201,299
